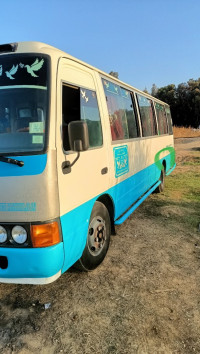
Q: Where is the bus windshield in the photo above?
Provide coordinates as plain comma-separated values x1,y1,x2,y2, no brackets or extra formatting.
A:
0,54,49,155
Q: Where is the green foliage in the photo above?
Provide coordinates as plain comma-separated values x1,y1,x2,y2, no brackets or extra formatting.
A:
155,78,200,128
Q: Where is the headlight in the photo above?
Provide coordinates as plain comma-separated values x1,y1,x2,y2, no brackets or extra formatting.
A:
12,226,27,244
0,225,7,243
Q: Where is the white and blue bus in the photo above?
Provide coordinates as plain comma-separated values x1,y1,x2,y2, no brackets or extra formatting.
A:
0,42,175,284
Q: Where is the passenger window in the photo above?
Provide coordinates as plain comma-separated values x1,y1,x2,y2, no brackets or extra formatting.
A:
155,103,168,135
62,84,103,151
136,94,157,137
121,88,139,138
165,106,173,135
102,79,129,141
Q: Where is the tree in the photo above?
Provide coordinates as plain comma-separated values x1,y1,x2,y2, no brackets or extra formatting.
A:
151,83,158,97
155,79,200,128
155,84,177,125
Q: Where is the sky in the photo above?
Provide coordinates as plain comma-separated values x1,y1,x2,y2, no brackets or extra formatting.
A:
0,0,200,93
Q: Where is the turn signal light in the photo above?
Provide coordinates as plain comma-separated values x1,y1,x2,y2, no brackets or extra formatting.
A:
31,222,60,248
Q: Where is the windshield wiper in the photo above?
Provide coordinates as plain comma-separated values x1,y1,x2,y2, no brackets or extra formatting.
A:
0,156,24,167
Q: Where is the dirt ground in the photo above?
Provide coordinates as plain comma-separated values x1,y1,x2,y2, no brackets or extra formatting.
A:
0,138,200,354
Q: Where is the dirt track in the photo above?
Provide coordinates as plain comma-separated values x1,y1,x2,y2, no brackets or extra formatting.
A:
0,138,200,354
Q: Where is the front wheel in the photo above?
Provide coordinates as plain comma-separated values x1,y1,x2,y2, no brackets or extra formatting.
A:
75,201,111,271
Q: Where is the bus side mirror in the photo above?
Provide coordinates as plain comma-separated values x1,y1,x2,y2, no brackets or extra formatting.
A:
68,121,89,152
62,121,89,174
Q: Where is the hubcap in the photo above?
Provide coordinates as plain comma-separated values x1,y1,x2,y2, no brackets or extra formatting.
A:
87,216,106,256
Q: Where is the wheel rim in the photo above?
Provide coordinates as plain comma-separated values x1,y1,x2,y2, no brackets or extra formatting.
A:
87,216,106,256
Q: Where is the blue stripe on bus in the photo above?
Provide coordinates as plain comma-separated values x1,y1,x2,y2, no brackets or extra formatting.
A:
0,154,47,177
60,199,95,272
0,154,174,279
114,180,161,225
61,154,174,273
0,243,64,278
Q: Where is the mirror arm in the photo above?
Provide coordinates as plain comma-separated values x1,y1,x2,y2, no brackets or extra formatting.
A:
68,151,80,168
62,151,80,174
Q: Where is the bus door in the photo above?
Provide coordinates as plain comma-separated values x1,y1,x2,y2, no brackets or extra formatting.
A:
56,58,110,271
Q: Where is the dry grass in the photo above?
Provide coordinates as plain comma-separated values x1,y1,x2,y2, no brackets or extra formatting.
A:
0,138,200,354
173,126,200,138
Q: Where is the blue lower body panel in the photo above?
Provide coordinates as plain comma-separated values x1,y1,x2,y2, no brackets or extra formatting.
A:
0,155,174,283
0,242,64,279
108,154,173,220
60,199,95,273
60,156,175,273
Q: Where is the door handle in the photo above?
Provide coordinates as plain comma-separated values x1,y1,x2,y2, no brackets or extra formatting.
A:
101,167,108,175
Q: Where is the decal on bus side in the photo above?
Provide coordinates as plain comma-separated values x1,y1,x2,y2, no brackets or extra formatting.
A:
0,202,36,212
113,145,129,178
155,147,175,171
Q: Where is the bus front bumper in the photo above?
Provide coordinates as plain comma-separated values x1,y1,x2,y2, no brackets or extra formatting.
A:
0,242,64,284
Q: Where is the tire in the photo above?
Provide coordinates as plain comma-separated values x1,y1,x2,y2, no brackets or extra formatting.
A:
154,167,165,193
75,201,111,271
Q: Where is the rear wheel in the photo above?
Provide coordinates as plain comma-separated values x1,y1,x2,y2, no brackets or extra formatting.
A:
154,167,165,193
75,201,111,271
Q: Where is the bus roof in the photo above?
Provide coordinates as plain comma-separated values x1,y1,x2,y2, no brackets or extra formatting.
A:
0,41,169,106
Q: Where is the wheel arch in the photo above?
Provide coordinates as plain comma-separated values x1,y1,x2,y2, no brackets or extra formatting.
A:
96,194,116,235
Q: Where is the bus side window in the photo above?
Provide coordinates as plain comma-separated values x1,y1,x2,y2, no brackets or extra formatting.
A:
62,84,103,151
62,85,80,151
165,106,173,135
136,94,157,137
80,89,103,148
155,103,168,135
102,79,129,141
120,88,139,138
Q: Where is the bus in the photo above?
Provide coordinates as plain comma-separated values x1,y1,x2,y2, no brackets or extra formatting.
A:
0,42,175,284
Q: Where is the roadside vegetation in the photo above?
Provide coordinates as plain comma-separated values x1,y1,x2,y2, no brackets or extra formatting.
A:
151,78,200,129
173,126,200,138
142,135,200,234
